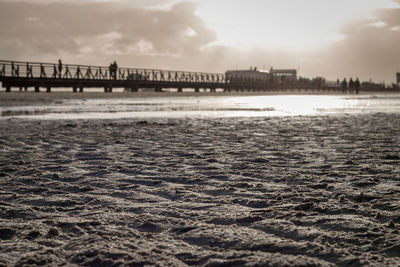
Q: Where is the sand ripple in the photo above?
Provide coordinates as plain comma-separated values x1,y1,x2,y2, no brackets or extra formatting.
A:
0,114,399,266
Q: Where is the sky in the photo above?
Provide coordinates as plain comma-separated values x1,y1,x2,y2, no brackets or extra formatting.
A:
0,0,399,83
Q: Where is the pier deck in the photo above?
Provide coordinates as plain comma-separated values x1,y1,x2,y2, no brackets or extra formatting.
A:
0,60,227,93
0,60,344,93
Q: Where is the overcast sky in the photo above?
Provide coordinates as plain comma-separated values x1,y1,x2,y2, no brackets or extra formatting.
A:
0,0,399,83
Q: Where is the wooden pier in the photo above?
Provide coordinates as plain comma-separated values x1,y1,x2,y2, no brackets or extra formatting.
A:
0,60,228,93
0,60,344,93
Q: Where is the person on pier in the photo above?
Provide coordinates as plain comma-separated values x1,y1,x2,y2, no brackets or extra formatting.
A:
40,64,46,78
53,65,58,78
113,61,118,79
109,63,113,79
109,61,118,79
58,59,63,78
341,78,347,94
355,78,360,94
349,78,355,93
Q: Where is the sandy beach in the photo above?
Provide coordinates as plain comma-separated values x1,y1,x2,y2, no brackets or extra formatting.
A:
0,93,400,266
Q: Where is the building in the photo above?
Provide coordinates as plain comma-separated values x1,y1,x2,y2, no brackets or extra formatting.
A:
270,68,297,82
225,67,297,83
225,67,270,80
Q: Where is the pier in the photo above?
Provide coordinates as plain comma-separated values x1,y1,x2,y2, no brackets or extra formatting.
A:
0,60,227,93
0,60,345,93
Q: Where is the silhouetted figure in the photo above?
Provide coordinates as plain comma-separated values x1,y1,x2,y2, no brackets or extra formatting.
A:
349,78,355,93
26,63,33,78
40,64,46,78
53,65,57,78
113,61,118,79
341,78,347,94
355,78,360,94
11,62,15,77
109,61,118,79
58,59,62,78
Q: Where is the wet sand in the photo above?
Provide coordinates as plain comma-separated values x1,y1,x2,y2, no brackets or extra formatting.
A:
0,96,400,266
0,91,346,107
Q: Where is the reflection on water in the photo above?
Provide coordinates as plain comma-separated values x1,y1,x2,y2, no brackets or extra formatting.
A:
1,94,400,120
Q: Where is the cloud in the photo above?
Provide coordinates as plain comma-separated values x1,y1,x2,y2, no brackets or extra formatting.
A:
0,0,216,67
201,4,400,83
220,5,400,83
369,20,387,28
308,6,400,83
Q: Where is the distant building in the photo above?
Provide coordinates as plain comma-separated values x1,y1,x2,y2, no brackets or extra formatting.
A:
270,68,297,82
225,67,270,80
225,67,297,83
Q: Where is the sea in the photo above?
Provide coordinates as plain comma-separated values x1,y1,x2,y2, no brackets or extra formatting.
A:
1,93,400,120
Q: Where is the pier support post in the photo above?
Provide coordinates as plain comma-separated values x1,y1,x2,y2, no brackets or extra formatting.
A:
128,84,138,92
35,86,40,92
130,86,138,92
46,87,51,93
73,87,77,93
194,87,199,93
109,87,113,93
177,87,182,93
104,87,108,93
79,87,83,93
6,86,11,92
24,87,28,92
19,87,23,92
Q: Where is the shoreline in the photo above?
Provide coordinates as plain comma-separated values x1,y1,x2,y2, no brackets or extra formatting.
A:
0,90,399,107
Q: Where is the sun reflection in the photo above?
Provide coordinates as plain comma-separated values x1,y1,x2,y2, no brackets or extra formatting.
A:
227,95,351,116
2,94,399,120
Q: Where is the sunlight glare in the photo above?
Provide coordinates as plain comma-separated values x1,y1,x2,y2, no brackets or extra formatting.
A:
227,95,351,116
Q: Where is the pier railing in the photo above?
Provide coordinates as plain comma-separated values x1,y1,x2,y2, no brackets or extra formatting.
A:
0,60,226,84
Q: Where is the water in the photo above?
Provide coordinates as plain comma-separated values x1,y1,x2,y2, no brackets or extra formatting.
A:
1,94,399,120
